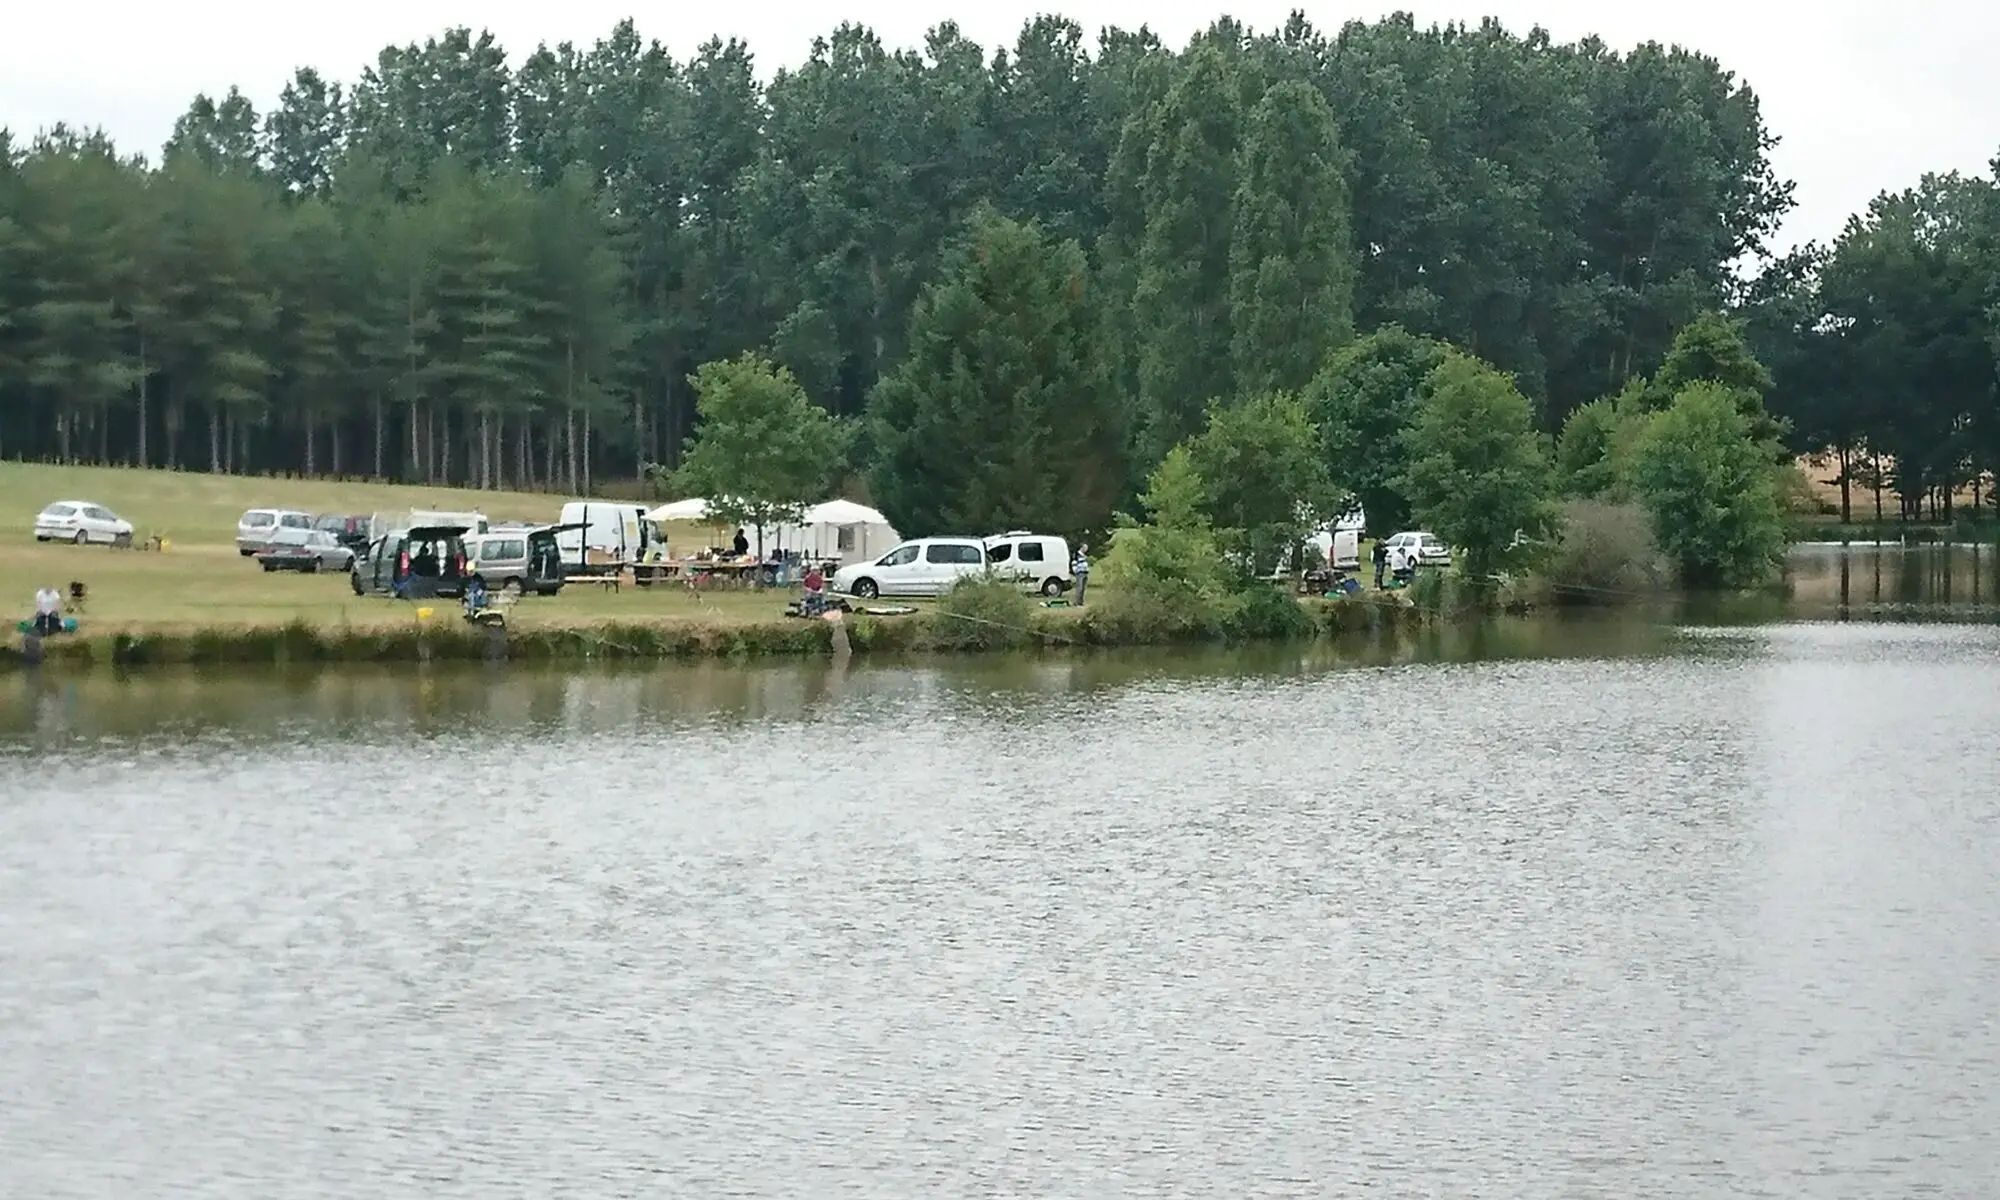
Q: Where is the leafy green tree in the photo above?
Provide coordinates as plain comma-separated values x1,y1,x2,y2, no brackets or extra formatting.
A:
674,353,853,551
1629,382,1785,588
1400,352,1557,588
1181,391,1330,572
1555,398,1623,498
263,69,347,199
164,88,264,176
1301,326,1451,534
1227,78,1355,395
1644,309,1790,456
868,210,1126,539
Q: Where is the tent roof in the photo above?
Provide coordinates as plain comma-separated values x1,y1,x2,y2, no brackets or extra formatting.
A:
647,497,713,521
803,499,889,526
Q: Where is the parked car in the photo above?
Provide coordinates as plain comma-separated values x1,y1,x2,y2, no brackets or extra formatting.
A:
983,532,1073,596
1383,530,1452,567
313,513,373,553
831,537,989,599
349,524,475,600
34,501,133,545
236,508,314,556
465,524,575,596
257,529,356,574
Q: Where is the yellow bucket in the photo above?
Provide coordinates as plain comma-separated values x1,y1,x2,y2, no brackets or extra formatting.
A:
415,607,434,622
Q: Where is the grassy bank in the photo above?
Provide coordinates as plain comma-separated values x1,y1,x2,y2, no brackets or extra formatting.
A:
5,594,1423,669
1,461,1426,669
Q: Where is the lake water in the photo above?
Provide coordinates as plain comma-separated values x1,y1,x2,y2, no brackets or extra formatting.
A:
3,548,1998,1197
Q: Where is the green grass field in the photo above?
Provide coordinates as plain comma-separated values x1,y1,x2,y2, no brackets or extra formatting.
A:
0,462,811,633
1,461,1390,639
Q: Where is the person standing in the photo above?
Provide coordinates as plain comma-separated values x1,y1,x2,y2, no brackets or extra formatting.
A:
1371,538,1388,589
1071,544,1091,606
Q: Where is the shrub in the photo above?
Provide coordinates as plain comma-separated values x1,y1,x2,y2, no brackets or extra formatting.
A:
929,576,1039,652
1538,500,1672,603
1629,382,1786,589
1226,579,1315,640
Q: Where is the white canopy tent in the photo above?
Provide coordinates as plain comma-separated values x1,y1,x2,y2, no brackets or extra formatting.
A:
767,499,901,565
645,497,714,522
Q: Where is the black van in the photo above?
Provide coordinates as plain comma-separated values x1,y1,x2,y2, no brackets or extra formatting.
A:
349,524,474,599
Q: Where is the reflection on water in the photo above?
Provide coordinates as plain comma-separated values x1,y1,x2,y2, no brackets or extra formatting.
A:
3,565,2000,1197
1787,541,1998,617
0,613,1690,746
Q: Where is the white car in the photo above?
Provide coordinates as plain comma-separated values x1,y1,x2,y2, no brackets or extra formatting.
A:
983,531,1073,596
34,500,133,545
833,537,990,599
1383,530,1452,567
236,508,314,556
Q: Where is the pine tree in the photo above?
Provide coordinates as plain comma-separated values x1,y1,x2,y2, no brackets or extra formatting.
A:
869,210,1127,539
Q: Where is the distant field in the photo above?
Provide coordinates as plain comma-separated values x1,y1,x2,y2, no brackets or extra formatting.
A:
0,461,589,549
0,462,795,634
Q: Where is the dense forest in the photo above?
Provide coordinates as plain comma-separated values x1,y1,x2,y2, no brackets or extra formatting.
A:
0,11,1992,522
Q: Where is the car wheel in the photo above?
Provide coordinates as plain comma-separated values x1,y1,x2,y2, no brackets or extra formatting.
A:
350,571,365,597
73,530,89,545
501,577,524,598
306,558,321,574
854,578,880,600
1041,577,1065,597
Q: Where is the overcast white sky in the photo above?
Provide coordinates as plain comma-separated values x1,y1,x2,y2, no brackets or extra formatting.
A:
3,1,1994,251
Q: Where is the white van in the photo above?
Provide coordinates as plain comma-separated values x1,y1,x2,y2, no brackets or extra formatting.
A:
1310,527,1362,571
369,508,488,544
830,537,989,599
555,500,652,571
983,531,1073,596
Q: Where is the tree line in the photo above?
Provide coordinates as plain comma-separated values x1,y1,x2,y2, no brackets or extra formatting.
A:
0,12,1790,503
1748,165,2000,523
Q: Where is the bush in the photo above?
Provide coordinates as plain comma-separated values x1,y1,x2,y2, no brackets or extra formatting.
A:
928,575,1039,652
1093,518,1240,643
1629,382,1786,589
1538,500,1672,603
1227,579,1316,640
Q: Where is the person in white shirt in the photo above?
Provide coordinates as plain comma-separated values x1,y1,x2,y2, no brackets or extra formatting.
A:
32,586,62,636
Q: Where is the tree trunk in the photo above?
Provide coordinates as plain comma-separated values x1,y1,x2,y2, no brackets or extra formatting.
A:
566,407,578,494
209,407,222,473
582,405,592,495
373,397,385,480
1872,453,1883,522
1837,444,1851,524
305,421,317,476
135,332,149,469
164,402,180,469
407,400,420,482
479,408,492,490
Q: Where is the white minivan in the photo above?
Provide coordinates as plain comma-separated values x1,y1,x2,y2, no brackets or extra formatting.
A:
831,537,989,599
983,531,1073,596
555,500,652,571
